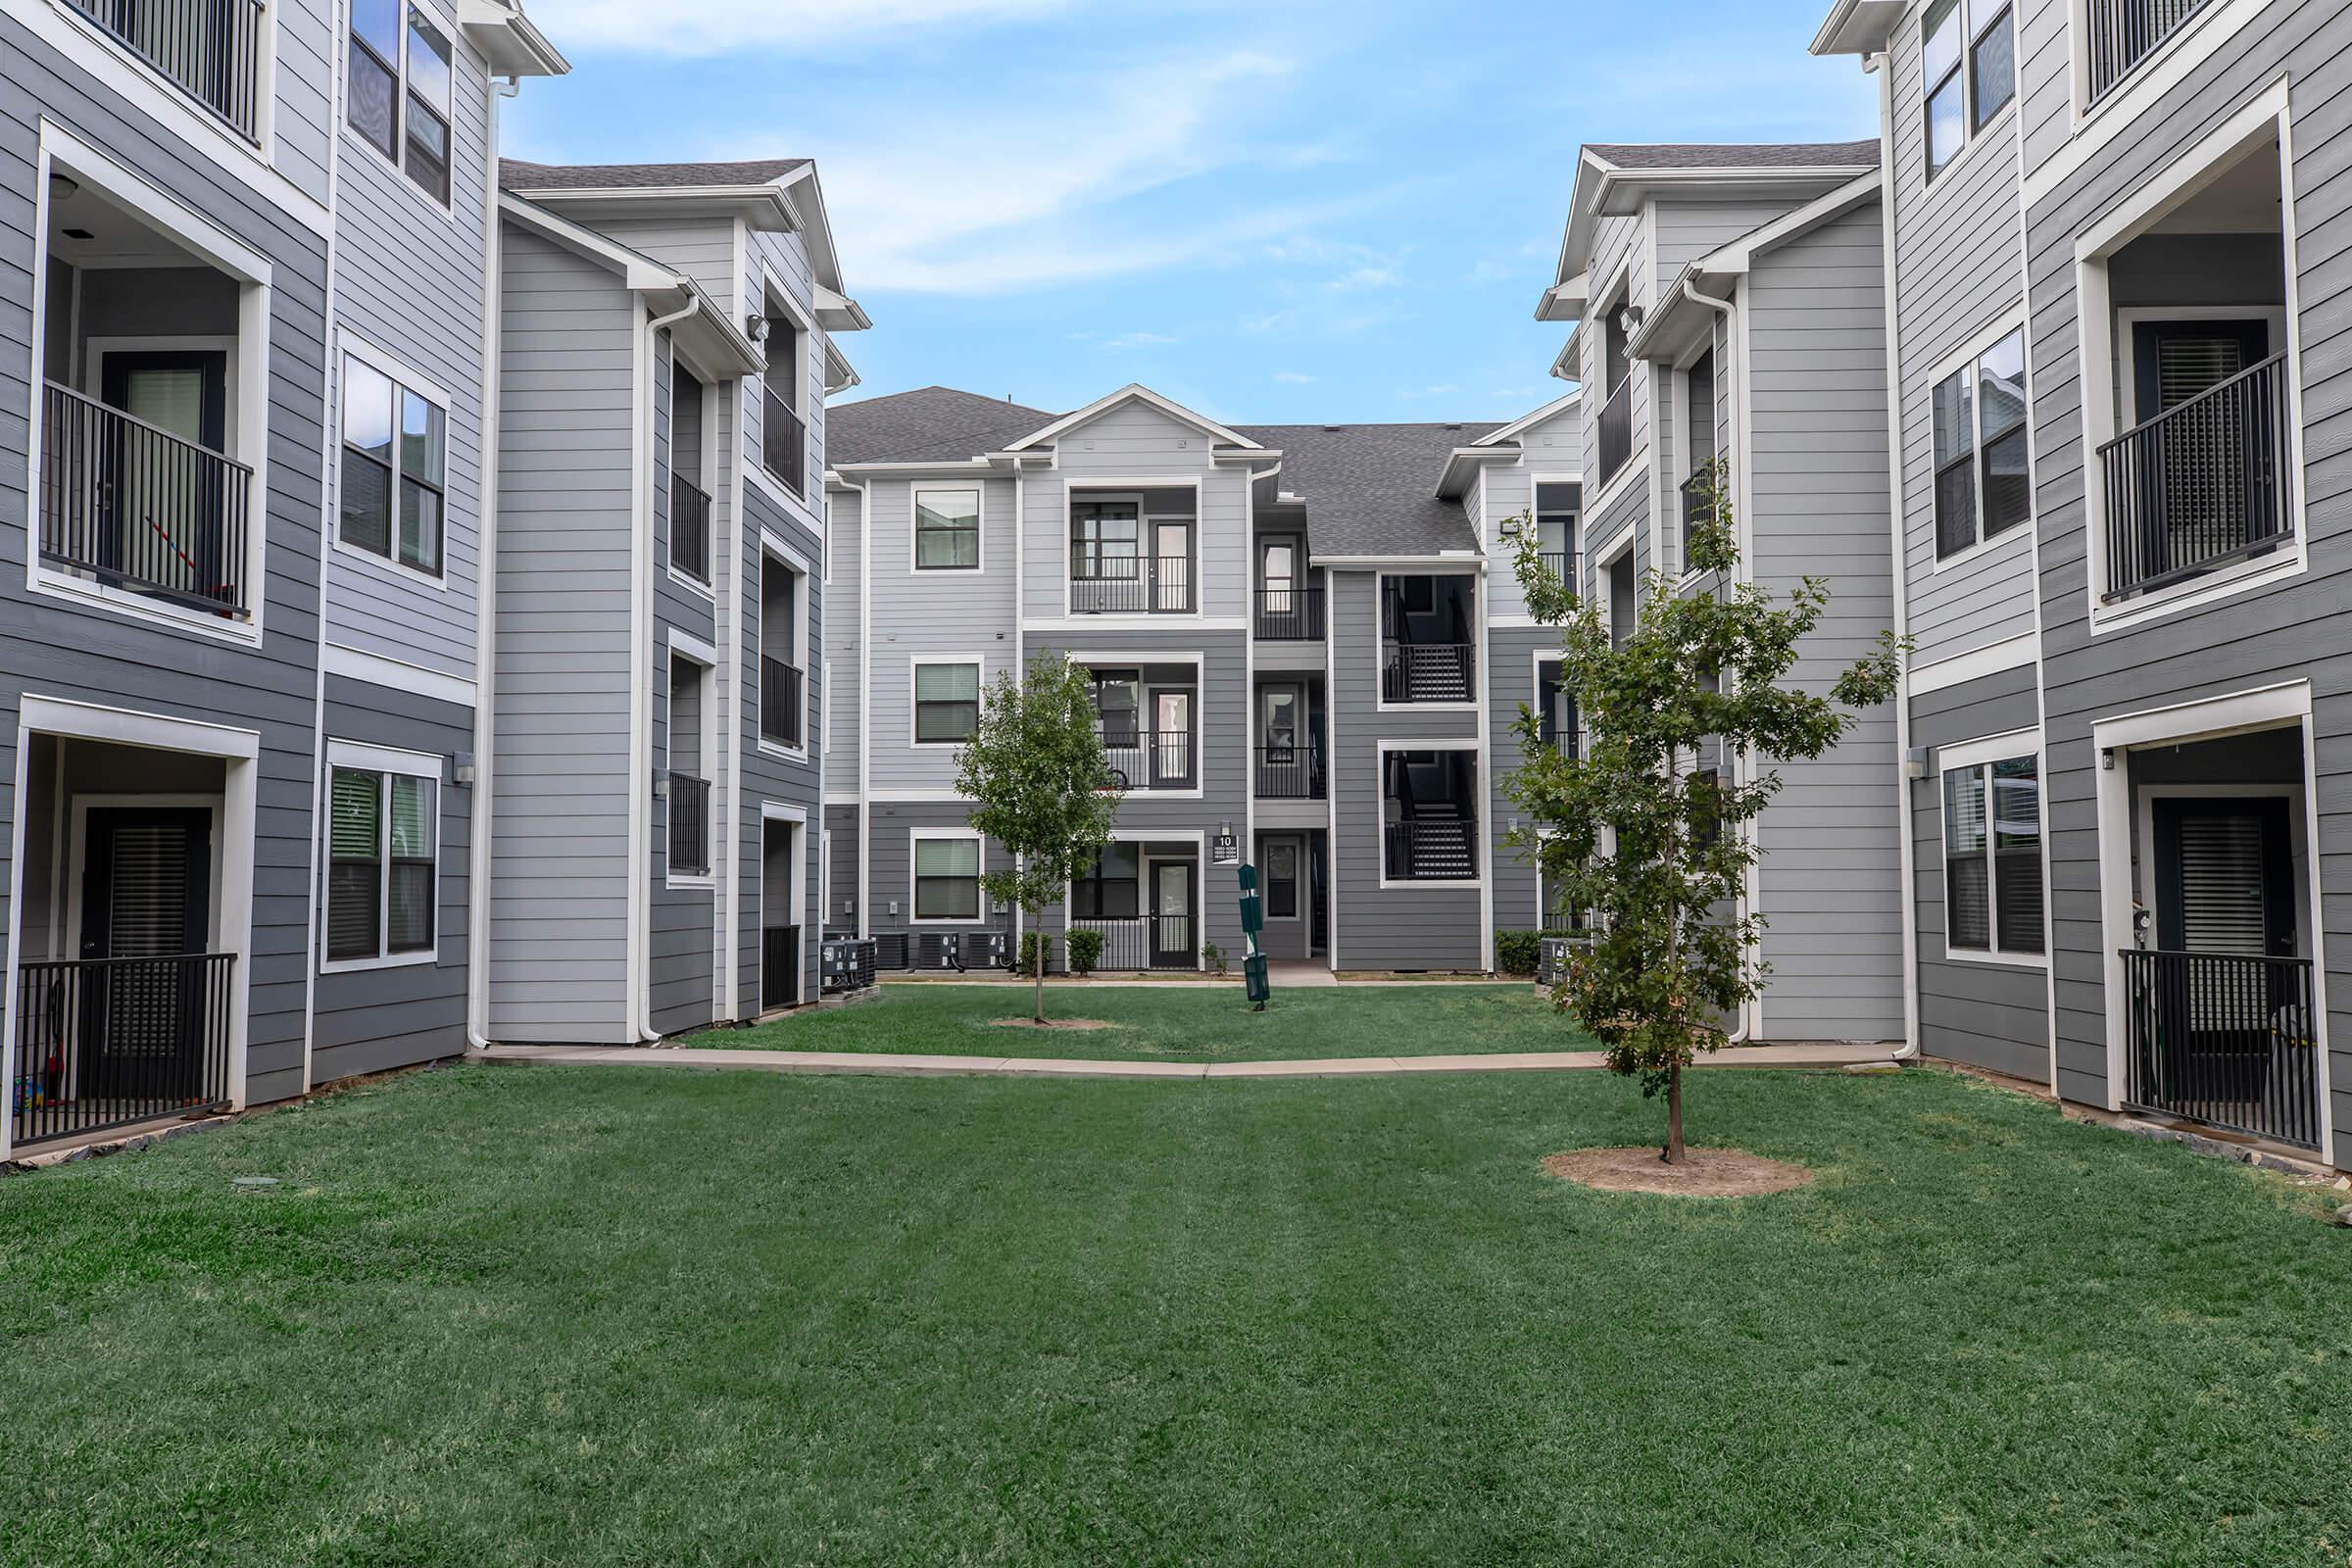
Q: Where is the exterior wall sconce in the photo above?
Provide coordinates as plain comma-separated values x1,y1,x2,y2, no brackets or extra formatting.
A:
1616,304,1643,338
1903,747,1930,781
745,314,771,343
453,752,476,786
652,768,670,799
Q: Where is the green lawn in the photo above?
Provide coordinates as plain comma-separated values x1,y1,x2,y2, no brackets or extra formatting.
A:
2,1059,2347,1565
689,980,1598,1060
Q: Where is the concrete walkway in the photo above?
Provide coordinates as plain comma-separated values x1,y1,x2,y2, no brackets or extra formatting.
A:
475,1040,1904,1082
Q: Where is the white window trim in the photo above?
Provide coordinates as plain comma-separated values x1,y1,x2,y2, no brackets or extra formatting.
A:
664,631,719,891
1373,568,1482,714
2062,0,2252,141
910,654,987,751
25,122,274,648
1927,314,2033,571
910,481,986,574
2074,79,2306,636
908,828,986,927
1375,738,1484,892
1936,728,2046,969
1067,650,1207,799
319,740,443,974
1920,0,2019,187
1059,478,1204,618
757,532,815,762
331,334,456,591
341,0,464,222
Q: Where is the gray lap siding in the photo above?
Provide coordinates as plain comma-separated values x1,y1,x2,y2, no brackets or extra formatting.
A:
1,24,332,1107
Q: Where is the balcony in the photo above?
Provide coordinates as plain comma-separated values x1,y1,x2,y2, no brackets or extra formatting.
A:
761,925,803,1011
66,0,266,141
1679,470,1714,564
671,472,712,584
1073,557,1194,614
1596,377,1632,488
39,382,253,617
761,656,805,750
1536,551,1572,581
762,382,806,497
1384,818,1478,882
1067,915,1196,972
1254,744,1326,800
2098,353,2291,601
1382,642,1474,705
1102,730,1195,792
1253,586,1325,640
2086,0,2211,106
667,773,711,876
12,952,236,1149
2121,949,2319,1150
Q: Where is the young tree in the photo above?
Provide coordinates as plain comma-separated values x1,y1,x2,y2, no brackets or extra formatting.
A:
1506,461,1902,1162
956,655,1124,1023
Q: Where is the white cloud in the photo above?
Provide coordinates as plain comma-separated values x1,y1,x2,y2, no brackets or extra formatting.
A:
1272,370,1315,383
526,0,1075,55
1102,331,1182,350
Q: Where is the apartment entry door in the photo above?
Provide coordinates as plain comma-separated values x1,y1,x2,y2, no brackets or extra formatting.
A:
77,807,215,1098
1149,688,1193,787
2150,797,2297,1056
1149,859,1195,969
1152,520,1191,611
95,350,229,587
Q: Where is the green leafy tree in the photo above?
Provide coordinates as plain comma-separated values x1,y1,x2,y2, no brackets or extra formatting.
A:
1506,460,1903,1162
956,655,1123,1023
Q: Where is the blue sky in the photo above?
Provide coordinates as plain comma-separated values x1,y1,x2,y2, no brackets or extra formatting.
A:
509,0,1877,426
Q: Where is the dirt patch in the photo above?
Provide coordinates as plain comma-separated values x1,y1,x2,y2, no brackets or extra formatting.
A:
989,1017,1117,1032
1542,1146,1815,1198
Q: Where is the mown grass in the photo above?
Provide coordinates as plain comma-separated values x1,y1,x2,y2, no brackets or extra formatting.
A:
690,980,1599,1060
1,1060,2347,1565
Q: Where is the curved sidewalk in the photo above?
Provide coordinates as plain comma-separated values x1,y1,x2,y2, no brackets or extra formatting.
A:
473,1041,1904,1081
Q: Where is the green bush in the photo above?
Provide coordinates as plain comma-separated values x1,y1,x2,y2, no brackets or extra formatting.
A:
1496,929,1581,977
1066,927,1105,976
1201,941,1228,977
1017,932,1055,978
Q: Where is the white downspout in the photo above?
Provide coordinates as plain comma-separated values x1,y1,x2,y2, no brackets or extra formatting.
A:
466,77,519,1053
1872,51,1921,1062
633,293,703,1044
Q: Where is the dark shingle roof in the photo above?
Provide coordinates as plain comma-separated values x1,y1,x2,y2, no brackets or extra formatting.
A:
826,386,1057,467
1585,139,1880,171
1239,422,1501,557
499,158,810,192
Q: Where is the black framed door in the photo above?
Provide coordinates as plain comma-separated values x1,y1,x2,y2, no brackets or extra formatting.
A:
78,808,214,1099
1151,860,1196,968
2152,796,2296,1060
96,350,229,589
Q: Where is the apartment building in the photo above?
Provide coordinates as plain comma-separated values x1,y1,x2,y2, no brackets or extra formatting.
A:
0,1,866,1154
1813,0,2349,1165
823,384,1597,976
1533,140,1908,1045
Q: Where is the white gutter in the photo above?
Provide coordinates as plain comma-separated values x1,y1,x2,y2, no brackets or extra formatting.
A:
466,77,518,1054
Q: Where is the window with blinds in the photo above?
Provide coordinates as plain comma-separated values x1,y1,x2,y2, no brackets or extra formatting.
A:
913,837,981,921
1944,753,2042,956
326,763,437,965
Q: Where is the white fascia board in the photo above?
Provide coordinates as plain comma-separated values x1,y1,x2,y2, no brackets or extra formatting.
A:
456,0,570,74
1535,271,1589,323
498,192,682,292
1811,0,1905,55
1436,447,1520,499
822,338,860,393
1477,389,1584,447
1696,168,1883,273
815,285,871,332
1002,383,1263,453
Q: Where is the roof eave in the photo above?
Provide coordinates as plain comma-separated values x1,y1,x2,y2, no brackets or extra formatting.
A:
1435,446,1520,500
456,0,570,75
503,183,799,232
1811,0,1906,55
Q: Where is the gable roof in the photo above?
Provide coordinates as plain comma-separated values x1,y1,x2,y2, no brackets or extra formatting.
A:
1583,140,1880,172
1239,422,1500,558
1002,383,1263,453
499,158,810,192
826,386,1057,468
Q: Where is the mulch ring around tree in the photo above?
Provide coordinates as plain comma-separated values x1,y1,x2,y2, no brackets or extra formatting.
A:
1543,1147,1815,1198
990,1017,1118,1031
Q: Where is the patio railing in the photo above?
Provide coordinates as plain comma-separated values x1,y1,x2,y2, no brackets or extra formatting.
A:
667,773,710,876
2086,0,2211,105
1253,744,1326,800
2099,352,2292,601
1101,730,1195,791
12,953,235,1149
65,0,266,140
2121,948,2320,1151
1072,557,1195,614
671,472,712,584
761,925,802,1011
1384,818,1478,881
41,381,253,616
1068,915,1195,971
1382,642,1475,705
761,656,805,750
1253,586,1325,640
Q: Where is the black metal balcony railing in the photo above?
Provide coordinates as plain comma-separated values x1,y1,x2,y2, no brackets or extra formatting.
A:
2098,353,2292,602
1536,550,1573,582
671,471,711,584
822,935,878,993
2086,0,2211,105
1538,719,1578,760
1254,586,1325,640
12,953,235,1149
1382,642,1475,704
66,0,266,141
1254,744,1326,800
761,656,805,750
1596,377,1633,488
762,384,806,497
761,925,802,1011
41,382,253,616
1384,818,1479,882
1101,730,1195,791
1067,916,1195,971
668,772,711,876
1072,556,1194,614
1680,470,1715,564
2121,949,2320,1151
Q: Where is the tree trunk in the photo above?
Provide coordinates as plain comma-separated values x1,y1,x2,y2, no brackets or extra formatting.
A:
1662,1060,1686,1164
1034,949,1046,1025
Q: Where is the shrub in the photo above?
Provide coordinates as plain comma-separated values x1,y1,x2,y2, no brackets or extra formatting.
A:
1017,932,1055,978
1066,927,1105,976
1201,941,1228,977
1498,928,1587,977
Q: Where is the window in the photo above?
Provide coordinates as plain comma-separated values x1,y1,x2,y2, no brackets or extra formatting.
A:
913,836,981,921
1090,670,1141,746
1071,500,1141,578
341,356,446,575
348,1,455,204
914,488,980,570
1264,841,1298,919
1535,483,1578,574
1933,327,2030,558
326,763,436,964
1073,843,1141,919
914,662,981,744
1924,0,2014,178
1690,768,1724,856
1944,754,2043,956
